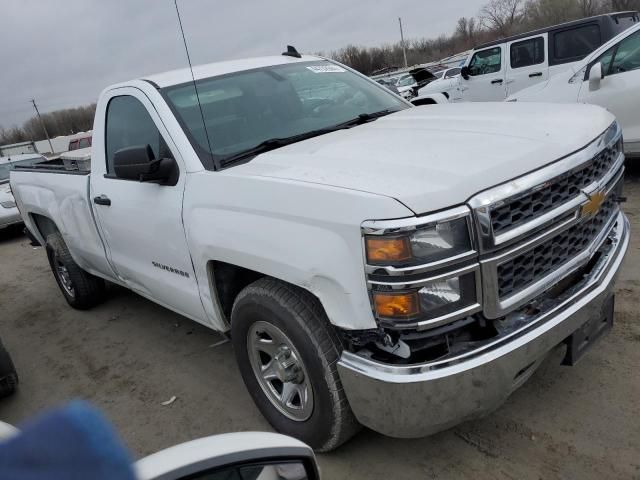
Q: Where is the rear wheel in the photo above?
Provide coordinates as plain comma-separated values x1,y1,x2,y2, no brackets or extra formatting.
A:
231,277,360,451
45,232,106,309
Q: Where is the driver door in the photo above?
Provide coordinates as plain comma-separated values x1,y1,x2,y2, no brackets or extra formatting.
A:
90,88,207,323
461,46,507,102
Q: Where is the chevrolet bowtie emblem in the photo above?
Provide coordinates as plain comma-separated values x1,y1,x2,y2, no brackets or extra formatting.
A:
581,190,606,218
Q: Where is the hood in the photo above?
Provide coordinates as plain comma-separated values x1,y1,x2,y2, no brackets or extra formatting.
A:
0,182,15,204
230,103,615,215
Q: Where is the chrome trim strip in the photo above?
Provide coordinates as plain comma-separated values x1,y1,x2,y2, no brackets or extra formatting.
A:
394,303,482,331
368,263,479,288
362,205,471,235
364,250,477,276
468,122,622,253
482,169,622,267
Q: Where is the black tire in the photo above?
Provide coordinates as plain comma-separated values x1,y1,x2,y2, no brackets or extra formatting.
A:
231,277,361,452
0,339,18,398
45,232,106,310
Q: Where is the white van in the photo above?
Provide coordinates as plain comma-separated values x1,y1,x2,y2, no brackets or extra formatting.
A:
414,11,638,105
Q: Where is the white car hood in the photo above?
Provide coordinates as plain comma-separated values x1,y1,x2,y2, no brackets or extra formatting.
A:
0,182,15,204
232,103,614,215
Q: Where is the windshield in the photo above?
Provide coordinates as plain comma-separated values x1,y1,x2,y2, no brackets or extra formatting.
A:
162,60,408,169
0,156,44,182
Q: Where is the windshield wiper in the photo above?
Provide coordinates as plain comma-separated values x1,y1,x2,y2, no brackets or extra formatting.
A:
220,109,397,167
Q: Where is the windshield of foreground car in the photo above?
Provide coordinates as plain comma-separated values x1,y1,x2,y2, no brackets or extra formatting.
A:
162,60,408,169
0,156,45,182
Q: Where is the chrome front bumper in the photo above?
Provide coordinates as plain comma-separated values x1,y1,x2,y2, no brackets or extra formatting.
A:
338,212,629,438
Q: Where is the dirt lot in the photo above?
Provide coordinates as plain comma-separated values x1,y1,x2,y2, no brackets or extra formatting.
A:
1,167,639,480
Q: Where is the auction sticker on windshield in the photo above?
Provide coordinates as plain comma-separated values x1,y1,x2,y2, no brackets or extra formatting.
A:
306,65,346,73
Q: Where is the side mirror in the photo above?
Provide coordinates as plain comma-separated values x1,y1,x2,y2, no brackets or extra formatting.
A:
460,66,470,80
113,145,177,185
589,62,603,91
135,432,320,480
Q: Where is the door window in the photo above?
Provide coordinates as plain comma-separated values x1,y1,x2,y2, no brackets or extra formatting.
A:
609,30,640,74
105,95,170,174
468,47,502,76
552,24,601,64
510,37,544,68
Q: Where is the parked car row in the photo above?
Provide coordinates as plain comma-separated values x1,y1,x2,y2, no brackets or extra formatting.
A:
414,11,638,104
0,154,47,231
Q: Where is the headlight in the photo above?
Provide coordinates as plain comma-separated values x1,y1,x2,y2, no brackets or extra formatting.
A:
363,207,481,330
371,268,480,326
0,201,16,209
365,214,472,266
409,217,472,262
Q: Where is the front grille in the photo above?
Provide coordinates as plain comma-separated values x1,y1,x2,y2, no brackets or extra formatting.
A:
497,195,616,298
490,140,621,235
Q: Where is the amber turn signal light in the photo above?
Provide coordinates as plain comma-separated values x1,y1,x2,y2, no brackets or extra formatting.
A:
366,237,412,263
373,291,420,318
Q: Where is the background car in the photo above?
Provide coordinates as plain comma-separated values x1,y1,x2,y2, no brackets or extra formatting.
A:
509,22,640,158
0,154,46,231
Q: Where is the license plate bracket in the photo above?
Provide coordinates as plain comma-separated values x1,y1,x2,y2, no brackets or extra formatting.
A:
562,294,614,366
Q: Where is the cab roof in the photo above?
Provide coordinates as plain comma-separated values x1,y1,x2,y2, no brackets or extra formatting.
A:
474,11,638,50
142,54,323,89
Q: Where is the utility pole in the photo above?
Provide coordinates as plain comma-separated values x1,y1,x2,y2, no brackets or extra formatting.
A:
31,98,54,154
399,17,408,68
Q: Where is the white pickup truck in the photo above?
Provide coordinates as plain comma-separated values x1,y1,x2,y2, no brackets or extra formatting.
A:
10,53,630,451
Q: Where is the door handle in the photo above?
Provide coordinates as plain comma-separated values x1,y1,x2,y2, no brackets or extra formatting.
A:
93,195,111,206
491,79,503,84
529,72,543,78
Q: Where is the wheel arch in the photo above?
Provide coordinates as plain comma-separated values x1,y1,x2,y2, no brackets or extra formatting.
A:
207,261,347,331
29,213,60,245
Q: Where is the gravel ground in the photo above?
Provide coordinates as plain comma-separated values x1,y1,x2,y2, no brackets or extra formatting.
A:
0,166,639,479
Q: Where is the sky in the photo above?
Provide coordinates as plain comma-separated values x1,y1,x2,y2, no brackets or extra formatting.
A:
0,0,487,127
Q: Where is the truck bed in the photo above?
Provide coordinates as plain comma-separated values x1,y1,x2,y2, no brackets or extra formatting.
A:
10,168,112,280
13,157,89,175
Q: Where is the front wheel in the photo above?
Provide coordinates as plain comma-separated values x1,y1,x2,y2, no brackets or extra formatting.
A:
231,278,360,451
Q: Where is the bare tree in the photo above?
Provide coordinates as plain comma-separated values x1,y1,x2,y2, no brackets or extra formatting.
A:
455,16,478,46
480,0,525,36
578,0,606,15
611,0,640,10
